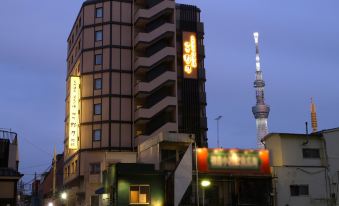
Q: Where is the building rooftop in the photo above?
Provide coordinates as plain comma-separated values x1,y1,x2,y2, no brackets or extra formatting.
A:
262,132,322,142
0,129,17,144
0,168,22,178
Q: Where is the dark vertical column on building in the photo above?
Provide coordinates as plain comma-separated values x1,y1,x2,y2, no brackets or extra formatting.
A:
176,4,207,147
109,0,113,149
0,139,9,167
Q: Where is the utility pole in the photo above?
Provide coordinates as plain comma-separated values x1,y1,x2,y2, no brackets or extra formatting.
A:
215,116,222,148
53,146,56,197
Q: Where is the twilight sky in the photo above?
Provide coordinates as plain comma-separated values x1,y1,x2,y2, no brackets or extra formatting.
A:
1,0,339,183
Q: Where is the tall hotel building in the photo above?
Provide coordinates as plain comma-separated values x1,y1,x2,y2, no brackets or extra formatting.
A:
64,0,207,204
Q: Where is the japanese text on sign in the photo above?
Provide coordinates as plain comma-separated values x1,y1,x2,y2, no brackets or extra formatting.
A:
69,76,80,150
183,32,198,79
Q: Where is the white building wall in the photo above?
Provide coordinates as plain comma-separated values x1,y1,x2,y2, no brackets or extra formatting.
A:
322,129,339,205
279,136,325,167
274,167,328,206
265,133,330,206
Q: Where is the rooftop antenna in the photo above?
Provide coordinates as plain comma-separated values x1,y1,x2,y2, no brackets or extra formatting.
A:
303,121,309,145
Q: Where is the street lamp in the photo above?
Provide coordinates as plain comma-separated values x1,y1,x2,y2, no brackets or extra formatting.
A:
61,192,67,200
201,179,211,206
215,116,222,148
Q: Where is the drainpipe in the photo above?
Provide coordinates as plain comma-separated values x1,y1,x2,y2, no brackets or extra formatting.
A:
322,134,331,206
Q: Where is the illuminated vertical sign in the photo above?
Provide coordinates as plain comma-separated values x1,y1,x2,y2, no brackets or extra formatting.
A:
69,76,80,150
182,32,198,79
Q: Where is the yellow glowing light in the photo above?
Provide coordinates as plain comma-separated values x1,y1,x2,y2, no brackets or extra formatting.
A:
68,76,80,150
201,180,211,187
183,32,198,78
230,152,239,164
102,194,109,200
61,192,67,200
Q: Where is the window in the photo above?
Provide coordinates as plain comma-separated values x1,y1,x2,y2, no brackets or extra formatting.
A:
94,78,102,90
93,129,101,141
91,195,99,206
95,30,103,41
96,7,103,18
94,104,102,115
130,185,150,204
290,185,309,196
95,54,102,65
303,148,320,158
90,163,101,174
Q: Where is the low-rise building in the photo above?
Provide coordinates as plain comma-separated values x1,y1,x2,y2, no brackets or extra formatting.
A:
37,153,64,206
193,148,273,206
264,129,339,206
0,129,22,206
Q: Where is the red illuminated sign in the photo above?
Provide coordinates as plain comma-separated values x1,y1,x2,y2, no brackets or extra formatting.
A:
197,148,270,175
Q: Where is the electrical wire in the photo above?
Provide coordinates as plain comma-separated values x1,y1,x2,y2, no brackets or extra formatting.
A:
20,135,53,156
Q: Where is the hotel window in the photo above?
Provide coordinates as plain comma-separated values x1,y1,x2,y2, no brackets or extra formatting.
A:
95,30,103,41
94,103,102,115
93,129,101,141
302,148,320,158
95,54,102,65
96,7,103,18
90,163,101,174
130,185,150,204
94,78,102,90
290,185,309,196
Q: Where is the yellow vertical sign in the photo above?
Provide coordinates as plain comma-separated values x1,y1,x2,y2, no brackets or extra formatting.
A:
69,76,80,150
183,32,198,79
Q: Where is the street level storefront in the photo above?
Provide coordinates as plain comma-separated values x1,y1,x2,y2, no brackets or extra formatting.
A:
99,163,165,206
187,148,273,206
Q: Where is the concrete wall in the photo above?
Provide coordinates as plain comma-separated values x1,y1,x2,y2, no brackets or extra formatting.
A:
266,133,329,206
274,167,328,206
8,143,17,170
65,151,136,206
322,129,339,205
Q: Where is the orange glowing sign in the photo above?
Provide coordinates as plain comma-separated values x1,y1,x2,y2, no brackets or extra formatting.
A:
197,148,270,175
183,32,198,79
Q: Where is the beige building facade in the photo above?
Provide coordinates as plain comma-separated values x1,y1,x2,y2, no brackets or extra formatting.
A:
64,0,207,205
264,130,339,206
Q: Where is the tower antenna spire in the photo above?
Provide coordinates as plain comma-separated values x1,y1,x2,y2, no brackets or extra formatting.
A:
310,97,318,133
252,32,270,148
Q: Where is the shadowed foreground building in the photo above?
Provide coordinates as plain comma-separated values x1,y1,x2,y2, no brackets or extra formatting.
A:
64,0,207,205
0,130,22,206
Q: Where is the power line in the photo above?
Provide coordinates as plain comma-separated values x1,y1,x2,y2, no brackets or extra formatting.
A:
20,135,53,156
20,162,51,170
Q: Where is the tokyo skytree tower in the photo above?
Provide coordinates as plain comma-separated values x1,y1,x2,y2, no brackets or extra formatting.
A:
252,32,270,148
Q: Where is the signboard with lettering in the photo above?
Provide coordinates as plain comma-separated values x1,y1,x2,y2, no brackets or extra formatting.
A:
68,76,80,150
182,32,198,79
197,148,270,175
